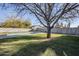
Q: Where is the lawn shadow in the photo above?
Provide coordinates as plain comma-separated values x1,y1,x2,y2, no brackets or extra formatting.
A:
0,35,46,43
12,40,57,56
50,36,79,56
12,38,66,56
12,36,79,56
0,35,79,56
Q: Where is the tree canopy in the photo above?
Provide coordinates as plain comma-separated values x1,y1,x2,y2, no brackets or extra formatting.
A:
1,17,31,28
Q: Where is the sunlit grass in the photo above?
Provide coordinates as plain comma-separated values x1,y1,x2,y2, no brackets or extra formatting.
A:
41,48,57,56
0,32,21,35
33,33,65,38
0,32,9,35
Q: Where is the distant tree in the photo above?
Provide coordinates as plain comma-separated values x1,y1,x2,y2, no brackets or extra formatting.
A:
2,3,79,38
77,26,79,28
54,22,60,28
67,22,71,28
64,24,67,28
1,17,31,28
55,22,66,28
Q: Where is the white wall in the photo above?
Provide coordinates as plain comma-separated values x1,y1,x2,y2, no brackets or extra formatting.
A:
0,28,30,32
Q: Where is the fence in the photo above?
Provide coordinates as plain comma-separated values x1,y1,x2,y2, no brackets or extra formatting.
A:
36,27,79,35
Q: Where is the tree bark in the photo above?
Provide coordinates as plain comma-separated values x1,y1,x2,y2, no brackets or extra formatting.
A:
47,27,51,38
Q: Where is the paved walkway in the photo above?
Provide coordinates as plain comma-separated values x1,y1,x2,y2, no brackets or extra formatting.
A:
0,32,42,39
0,32,30,39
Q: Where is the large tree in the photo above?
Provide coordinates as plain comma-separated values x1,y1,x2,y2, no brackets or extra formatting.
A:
2,3,79,38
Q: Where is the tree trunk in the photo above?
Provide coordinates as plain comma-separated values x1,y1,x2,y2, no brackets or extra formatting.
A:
47,27,51,38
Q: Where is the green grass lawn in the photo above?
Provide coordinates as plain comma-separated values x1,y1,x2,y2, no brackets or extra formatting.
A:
0,33,79,56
